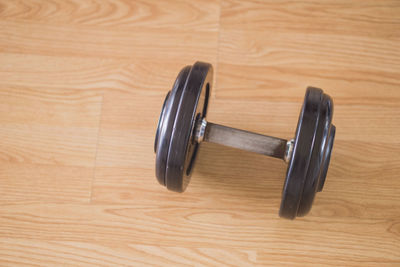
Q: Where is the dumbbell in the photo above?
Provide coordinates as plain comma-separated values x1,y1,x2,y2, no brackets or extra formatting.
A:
154,62,336,219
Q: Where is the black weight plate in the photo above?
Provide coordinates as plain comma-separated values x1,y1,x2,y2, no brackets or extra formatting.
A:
165,62,212,192
279,87,323,219
155,66,191,186
280,87,335,219
297,93,334,216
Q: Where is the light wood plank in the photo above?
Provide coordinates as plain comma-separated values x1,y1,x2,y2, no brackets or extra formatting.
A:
0,19,217,61
0,239,255,267
216,0,400,106
0,0,219,31
0,85,102,166
0,57,103,204
219,0,400,37
0,203,398,261
0,164,92,203
0,53,122,90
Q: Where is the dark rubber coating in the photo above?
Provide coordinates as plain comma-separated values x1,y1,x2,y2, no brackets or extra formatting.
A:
297,94,333,216
155,66,191,186
280,87,335,219
155,62,212,192
317,125,335,192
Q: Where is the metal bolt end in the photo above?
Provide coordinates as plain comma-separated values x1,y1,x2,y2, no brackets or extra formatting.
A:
195,118,207,143
284,139,294,163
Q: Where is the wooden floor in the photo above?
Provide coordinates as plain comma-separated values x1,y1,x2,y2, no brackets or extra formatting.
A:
1,0,399,266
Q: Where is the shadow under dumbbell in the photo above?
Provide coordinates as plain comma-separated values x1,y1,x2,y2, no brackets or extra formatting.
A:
192,142,285,202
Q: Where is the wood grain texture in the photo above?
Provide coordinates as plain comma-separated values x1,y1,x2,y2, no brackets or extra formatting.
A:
217,0,400,107
0,0,399,266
